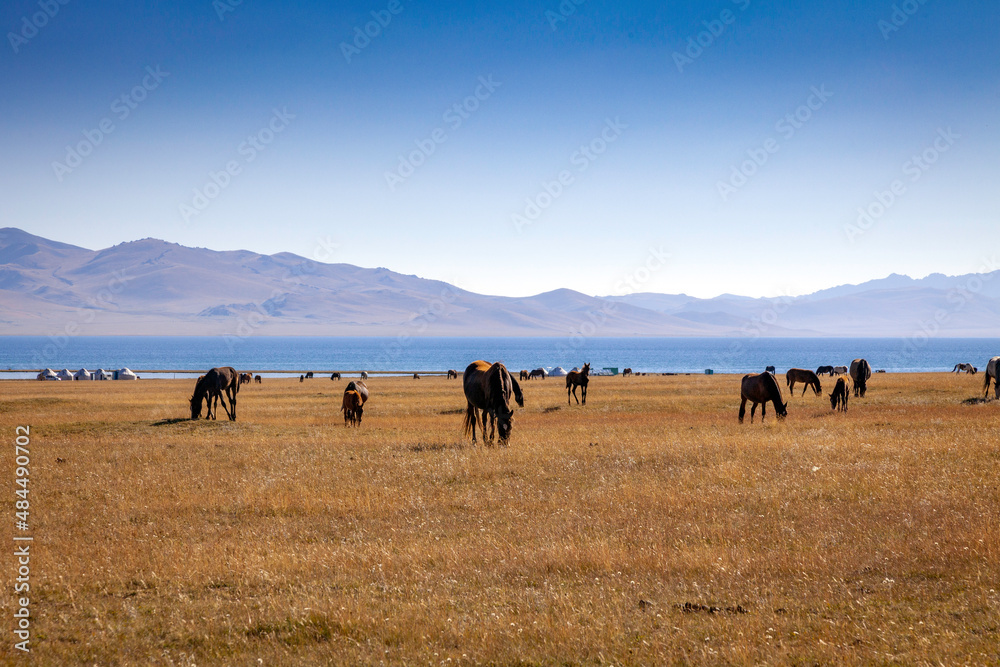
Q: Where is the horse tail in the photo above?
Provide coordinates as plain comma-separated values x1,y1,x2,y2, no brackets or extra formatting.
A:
983,368,992,394
463,402,477,437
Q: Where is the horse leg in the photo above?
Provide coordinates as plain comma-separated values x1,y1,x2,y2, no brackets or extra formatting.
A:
229,387,237,421
750,402,758,423
738,396,747,423
567,385,572,405
581,385,587,406
761,401,767,422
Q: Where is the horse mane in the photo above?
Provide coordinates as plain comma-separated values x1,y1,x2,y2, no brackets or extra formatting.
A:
485,363,512,412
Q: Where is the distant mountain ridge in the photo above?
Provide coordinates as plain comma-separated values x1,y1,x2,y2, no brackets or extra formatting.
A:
1,227,999,337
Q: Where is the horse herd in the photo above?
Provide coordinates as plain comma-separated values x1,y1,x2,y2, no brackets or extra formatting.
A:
189,356,1000,440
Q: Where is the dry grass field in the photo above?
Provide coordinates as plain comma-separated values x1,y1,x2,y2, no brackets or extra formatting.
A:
1,371,998,665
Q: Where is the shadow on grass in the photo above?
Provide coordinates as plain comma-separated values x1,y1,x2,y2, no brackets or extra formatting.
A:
962,397,989,405
151,418,195,426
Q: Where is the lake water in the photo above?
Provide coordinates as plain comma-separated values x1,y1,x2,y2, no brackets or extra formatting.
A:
1,335,998,379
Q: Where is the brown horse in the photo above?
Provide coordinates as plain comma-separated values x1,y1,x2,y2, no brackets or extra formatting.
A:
463,360,524,444
413,373,420,380
330,372,341,380
829,375,849,411
447,369,458,379
341,389,363,427
785,368,822,397
566,363,590,405
190,367,240,421
529,368,546,380
519,370,529,381
850,358,871,397
254,374,262,384
738,372,787,423
622,368,633,377
238,372,252,386
816,365,835,376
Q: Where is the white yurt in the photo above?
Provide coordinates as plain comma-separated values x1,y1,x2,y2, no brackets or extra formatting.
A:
548,367,568,377
73,368,93,381
56,369,74,381
94,369,112,380
116,368,138,380
37,368,60,380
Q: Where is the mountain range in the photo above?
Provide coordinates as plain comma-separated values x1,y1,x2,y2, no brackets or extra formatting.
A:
2,227,999,337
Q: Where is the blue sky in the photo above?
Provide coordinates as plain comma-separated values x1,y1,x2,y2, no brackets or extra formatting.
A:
2,0,997,298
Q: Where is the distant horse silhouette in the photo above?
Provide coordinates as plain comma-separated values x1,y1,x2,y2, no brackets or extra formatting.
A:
829,375,849,411
304,371,314,379
850,358,871,398
360,371,368,380
816,365,834,376
330,372,341,380
953,363,977,374
239,372,252,386
413,373,420,380
447,369,458,379
982,356,1000,399
765,365,776,374
529,368,546,380
622,368,633,377
341,379,369,426
832,365,848,375
463,360,524,444
254,374,262,384
785,368,822,397
519,370,529,381
190,367,240,421
566,363,590,405
738,372,787,423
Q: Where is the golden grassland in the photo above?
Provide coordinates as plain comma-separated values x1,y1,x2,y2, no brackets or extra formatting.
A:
1,372,998,665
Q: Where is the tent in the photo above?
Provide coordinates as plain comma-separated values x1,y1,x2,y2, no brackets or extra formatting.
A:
57,369,74,381
36,369,60,380
548,367,568,377
116,368,138,380
73,368,93,381
94,369,112,380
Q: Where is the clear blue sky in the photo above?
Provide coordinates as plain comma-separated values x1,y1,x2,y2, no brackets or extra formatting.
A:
2,0,997,298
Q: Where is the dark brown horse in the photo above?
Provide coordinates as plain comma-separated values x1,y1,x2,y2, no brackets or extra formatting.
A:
816,365,835,376
566,363,590,405
622,368,633,377
447,369,458,379
463,360,524,444
738,372,787,423
529,368,546,380
785,368,822,397
850,358,871,397
190,367,240,421
519,370,529,381
829,375,849,411
238,372,252,386
330,372,341,380
254,374,262,384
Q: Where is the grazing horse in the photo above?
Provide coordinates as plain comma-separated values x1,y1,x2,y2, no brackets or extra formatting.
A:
765,365,776,374
566,363,591,405
341,389,363,427
304,371,314,379
785,368,822,397
330,372,341,380
190,367,240,421
816,365,835,376
463,360,524,444
447,369,458,379
529,368,546,380
953,363,977,374
829,375,849,412
239,372,252,386
519,370,529,381
832,365,848,375
850,359,872,398
413,373,420,380
622,368,633,377
738,372,787,423
361,371,368,380
254,374,262,384
982,356,1000,399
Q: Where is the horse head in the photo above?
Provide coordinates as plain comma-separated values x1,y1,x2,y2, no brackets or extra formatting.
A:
190,393,202,420
776,401,788,419
496,407,514,443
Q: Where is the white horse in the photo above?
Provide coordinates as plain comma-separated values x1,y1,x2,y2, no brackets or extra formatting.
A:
982,357,1000,399
953,363,977,374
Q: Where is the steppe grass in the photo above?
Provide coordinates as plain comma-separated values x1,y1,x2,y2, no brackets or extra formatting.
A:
1,372,998,665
